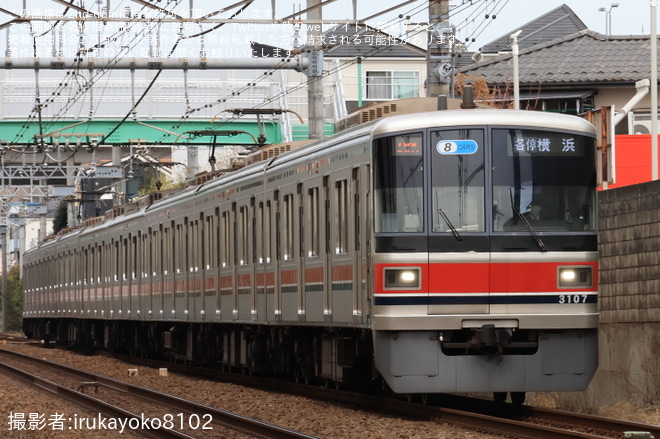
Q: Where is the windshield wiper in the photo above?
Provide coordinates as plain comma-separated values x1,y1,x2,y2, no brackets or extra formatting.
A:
437,208,463,242
512,206,545,251
508,188,546,251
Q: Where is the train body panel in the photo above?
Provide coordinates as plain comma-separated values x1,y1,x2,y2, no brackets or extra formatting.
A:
374,328,598,393
24,104,599,395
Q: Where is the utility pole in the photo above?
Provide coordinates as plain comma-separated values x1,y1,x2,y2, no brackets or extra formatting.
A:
427,0,451,97
307,0,325,139
1,225,7,333
651,0,658,180
510,30,522,110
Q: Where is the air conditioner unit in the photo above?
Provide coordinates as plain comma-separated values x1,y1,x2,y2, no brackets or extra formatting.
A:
628,112,652,134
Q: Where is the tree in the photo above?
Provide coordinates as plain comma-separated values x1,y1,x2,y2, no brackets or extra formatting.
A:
2,264,23,333
53,199,68,234
138,167,185,196
454,73,513,109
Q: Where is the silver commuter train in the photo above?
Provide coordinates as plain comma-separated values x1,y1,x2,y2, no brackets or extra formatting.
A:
23,102,599,402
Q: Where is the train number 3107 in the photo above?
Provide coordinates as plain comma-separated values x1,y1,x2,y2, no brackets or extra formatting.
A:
558,294,588,304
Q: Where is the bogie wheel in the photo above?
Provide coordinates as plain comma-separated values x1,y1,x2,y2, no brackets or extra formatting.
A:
511,392,526,405
493,392,508,402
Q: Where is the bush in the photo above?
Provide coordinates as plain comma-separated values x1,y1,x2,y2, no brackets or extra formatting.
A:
1,264,23,332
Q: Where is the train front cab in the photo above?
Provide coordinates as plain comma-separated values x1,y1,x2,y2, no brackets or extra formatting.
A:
370,112,599,400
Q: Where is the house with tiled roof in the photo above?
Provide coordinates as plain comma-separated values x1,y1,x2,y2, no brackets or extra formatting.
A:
321,3,591,118
317,24,428,114
458,30,654,134
475,3,588,57
252,24,427,136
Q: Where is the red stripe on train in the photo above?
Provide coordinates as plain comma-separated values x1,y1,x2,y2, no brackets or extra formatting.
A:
375,262,598,293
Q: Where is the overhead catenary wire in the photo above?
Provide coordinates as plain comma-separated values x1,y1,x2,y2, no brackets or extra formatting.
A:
166,0,500,131
9,1,161,145
150,0,437,144
9,0,499,155
150,0,468,154
100,0,255,145
460,0,509,46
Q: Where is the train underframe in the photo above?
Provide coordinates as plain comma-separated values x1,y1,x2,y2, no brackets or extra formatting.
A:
22,318,598,401
22,318,376,389
373,327,599,398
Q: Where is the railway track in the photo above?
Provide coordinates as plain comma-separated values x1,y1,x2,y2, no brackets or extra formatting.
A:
0,333,32,343
110,351,660,438
266,384,660,439
0,348,318,439
391,395,660,439
4,343,660,438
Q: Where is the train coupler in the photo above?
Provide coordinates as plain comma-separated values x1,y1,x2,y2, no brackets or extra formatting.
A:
469,324,512,359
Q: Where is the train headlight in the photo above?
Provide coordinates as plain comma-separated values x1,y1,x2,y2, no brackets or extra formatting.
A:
558,266,593,288
384,267,421,290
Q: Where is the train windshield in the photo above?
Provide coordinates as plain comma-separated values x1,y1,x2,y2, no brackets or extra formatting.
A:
430,129,486,233
492,128,597,232
373,133,425,233
373,127,596,235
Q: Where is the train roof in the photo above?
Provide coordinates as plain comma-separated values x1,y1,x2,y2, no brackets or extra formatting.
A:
32,102,597,249
370,108,598,138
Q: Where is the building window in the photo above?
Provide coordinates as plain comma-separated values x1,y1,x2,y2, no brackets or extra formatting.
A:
365,71,419,100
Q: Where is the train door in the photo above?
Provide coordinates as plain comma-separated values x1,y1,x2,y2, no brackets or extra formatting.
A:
327,170,355,323
235,201,249,320
258,197,277,321
428,128,489,315
151,227,162,320
230,202,240,320
82,247,89,318
295,183,305,321
254,199,269,321
278,186,302,322
132,233,141,319
138,233,145,318
199,213,209,319
322,176,331,322
240,197,259,321
111,241,119,318
352,165,369,323
188,218,201,320
121,237,130,317
162,223,174,320
218,209,233,320
204,209,218,320
301,178,326,323
94,243,101,318
362,164,372,324
83,247,90,317
273,191,282,320
88,246,94,318
174,221,188,319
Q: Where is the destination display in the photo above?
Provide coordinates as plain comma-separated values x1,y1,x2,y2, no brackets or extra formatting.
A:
496,129,588,157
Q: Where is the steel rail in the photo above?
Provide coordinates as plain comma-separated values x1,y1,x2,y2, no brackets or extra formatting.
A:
0,348,318,439
105,350,660,439
7,347,658,439
0,360,194,439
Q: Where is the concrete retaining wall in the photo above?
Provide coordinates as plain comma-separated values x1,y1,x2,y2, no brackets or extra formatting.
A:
554,180,660,411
